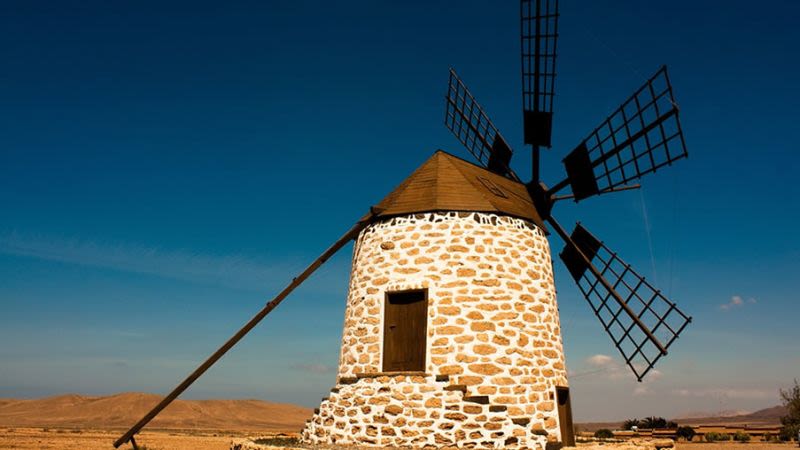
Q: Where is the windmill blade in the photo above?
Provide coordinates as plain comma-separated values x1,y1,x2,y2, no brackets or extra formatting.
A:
553,66,688,201
521,0,559,148
113,216,374,448
553,221,691,381
445,68,518,180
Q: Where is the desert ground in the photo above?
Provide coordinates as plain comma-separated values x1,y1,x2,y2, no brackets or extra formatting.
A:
0,427,254,449
0,394,793,450
1,427,799,450
0,393,308,449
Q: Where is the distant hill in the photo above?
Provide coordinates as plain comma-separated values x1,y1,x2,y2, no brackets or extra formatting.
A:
0,392,311,431
675,409,752,420
678,405,787,426
577,405,787,432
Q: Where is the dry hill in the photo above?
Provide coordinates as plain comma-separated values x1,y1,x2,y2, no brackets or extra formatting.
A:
678,405,787,426
577,405,786,432
0,392,311,431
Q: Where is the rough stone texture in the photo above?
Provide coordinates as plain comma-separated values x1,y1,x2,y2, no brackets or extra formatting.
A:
302,212,568,449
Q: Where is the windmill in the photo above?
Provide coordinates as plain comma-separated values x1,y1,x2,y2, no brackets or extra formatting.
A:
114,2,692,449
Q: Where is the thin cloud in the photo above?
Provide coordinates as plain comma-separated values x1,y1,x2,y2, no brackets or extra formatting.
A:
575,355,628,380
290,363,335,374
575,355,664,384
633,385,651,396
672,387,774,400
720,295,757,311
0,231,296,291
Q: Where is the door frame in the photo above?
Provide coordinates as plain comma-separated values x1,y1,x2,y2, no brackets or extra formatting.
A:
555,385,575,446
381,288,429,372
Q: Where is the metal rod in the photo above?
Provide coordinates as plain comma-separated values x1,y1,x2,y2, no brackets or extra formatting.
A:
546,215,668,356
533,0,541,116
113,217,373,448
551,183,641,201
548,173,570,194
531,0,541,185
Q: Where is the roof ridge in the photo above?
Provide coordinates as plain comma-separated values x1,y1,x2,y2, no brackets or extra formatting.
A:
431,152,442,211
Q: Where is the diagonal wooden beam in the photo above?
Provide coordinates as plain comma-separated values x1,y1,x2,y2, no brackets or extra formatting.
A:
113,215,375,448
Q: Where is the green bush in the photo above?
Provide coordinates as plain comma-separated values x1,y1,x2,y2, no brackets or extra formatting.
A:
253,436,301,446
733,431,751,442
640,416,668,429
780,379,800,443
705,432,731,442
623,418,640,430
676,426,696,441
594,429,614,440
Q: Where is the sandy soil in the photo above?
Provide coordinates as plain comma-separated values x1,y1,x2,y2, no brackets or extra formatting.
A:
2,428,797,450
676,444,798,450
0,427,262,450
0,393,310,431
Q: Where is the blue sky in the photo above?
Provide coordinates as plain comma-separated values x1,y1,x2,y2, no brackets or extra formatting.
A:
1,0,798,421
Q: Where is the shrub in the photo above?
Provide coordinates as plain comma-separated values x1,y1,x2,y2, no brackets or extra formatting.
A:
623,418,640,430
254,436,301,446
594,429,614,440
733,431,751,442
640,416,668,429
780,379,800,443
676,426,696,441
705,432,732,442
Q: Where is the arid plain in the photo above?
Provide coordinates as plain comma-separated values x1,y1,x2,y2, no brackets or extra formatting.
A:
0,392,794,449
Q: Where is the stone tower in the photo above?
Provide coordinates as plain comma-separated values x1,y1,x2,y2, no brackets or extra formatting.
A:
302,151,573,449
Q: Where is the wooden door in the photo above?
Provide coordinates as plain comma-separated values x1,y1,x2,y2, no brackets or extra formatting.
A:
556,386,575,446
382,289,427,372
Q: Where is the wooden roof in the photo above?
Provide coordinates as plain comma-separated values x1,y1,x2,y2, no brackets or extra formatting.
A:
367,150,545,230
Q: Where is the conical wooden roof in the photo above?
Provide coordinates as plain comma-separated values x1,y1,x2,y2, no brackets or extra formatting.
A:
368,150,545,229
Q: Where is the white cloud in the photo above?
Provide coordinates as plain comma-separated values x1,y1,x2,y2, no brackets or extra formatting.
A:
671,387,774,400
719,295,757,311
0,231,298,291
634,385,651,396
587,354,615,367
577,355,633,381
646,369,663,381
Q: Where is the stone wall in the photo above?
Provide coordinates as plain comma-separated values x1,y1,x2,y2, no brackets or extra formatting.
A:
302,212,569,448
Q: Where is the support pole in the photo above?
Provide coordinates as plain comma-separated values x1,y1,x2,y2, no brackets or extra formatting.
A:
113,216,373,448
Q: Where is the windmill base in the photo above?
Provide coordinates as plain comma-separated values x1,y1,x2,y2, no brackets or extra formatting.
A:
301,374,554,449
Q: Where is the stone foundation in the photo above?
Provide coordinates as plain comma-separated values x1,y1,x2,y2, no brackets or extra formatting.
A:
302,374,548,448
